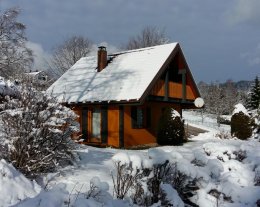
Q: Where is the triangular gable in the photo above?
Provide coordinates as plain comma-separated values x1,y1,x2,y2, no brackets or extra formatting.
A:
140,44,200,103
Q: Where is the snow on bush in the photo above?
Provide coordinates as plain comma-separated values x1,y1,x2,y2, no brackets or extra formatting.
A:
11,134,260,207
111,151,200,206
157,107,185,145
250,108,260,140
232,103,249,116
86,176,111,203
160,184,184,207
0,85,79,178
0,159,41,206
231,103,252,140
0,76,19,98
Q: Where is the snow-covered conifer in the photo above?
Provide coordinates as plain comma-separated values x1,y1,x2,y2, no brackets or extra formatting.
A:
231,104,252,140
157,108,185,145
247,76,260,110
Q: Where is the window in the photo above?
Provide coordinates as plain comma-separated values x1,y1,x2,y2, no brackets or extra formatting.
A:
131,106,151,129
91,108,101,139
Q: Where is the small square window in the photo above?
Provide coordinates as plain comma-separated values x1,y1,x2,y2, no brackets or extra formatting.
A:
131,106,151,129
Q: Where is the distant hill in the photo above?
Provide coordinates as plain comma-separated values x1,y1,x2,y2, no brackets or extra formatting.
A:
234,80,253,91
219,80,253,91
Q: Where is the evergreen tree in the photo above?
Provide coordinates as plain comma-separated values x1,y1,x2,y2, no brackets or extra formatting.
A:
247,76,260,110
157,108,185,145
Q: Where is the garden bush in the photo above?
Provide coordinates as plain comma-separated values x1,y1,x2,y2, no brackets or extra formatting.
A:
0,85,79,178
231,111,252,140
157,108,185,145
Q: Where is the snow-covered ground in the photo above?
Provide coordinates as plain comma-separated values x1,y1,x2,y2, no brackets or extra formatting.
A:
183,110,230,132
1,111,259,207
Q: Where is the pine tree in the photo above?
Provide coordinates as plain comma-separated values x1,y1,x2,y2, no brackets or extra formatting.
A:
247,76,260,110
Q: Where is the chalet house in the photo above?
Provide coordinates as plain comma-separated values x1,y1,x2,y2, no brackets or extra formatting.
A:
25,71,50,89
48,43,201,148
25,71,49,83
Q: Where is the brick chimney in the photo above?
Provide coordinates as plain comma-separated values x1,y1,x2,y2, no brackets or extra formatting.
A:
97,46,107,72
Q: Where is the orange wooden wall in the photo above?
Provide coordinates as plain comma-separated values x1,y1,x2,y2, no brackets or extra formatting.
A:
123,102,181,148
150,80,196,100
107,106,119,147
72,102,182,148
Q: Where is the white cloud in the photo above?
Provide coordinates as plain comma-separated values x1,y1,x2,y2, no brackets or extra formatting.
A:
227,0,260,25
26,41,51,71
89,42,120,56
241,43,260,66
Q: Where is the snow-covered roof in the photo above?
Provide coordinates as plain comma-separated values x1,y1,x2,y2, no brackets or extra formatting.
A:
26,71,42,76
48,43,178,103
25,71,47,77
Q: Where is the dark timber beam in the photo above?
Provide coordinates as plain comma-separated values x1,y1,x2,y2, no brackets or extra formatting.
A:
101,106,108,144
119,106,124,148
178,69,187,101
82,107,88,141
164,70,169,101
147,95,194,105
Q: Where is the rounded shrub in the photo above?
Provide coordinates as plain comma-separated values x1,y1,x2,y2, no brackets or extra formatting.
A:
231,111,252,140
157,108,185,145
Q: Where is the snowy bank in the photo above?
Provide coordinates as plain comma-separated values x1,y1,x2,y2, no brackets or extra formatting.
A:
0,159,40,206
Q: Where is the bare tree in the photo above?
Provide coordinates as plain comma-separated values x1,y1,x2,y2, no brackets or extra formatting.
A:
0,7,33,79
123,26,169,50
198,81,246,116
49,35,93,77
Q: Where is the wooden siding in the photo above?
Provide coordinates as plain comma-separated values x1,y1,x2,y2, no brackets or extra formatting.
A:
124,105,155,147
169,82,195,100
150,80,196,100
73,101,182,148
123,102,181,148
107,106,120,147
150,79,165,96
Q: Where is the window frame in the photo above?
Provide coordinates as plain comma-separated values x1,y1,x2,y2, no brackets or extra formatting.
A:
131,106,151,129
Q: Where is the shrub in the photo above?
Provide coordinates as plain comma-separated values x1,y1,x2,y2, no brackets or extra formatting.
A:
166,163,199,206
111,160,143,200
250,108,260,140
0,85,79,178
231,112,252,140
111,153,199,206
233,150,247,162
215,130,232,139
255,168,260,186
157,108,185,145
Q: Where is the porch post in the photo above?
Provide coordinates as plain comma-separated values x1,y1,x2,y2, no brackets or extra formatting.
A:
82,107,88,141
164,70,169,101
119,106,124,148
101,106,108,144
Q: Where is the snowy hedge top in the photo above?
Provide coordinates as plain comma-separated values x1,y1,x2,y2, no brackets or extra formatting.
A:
232,103,249,116
0,76,19,97
47,43,178,103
